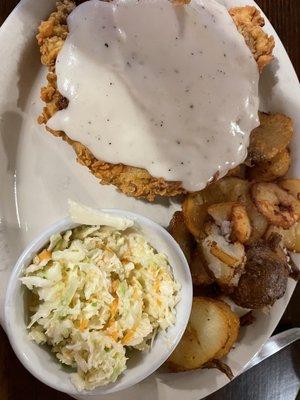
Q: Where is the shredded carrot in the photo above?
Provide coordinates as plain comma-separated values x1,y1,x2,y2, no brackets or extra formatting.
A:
111,279,119,293
38,249,52,261
110,298,119,320
78,319,88,331
108,330,119,341
122,329,135,345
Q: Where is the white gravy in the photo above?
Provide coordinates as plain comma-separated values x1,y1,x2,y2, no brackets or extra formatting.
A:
48,0,259,191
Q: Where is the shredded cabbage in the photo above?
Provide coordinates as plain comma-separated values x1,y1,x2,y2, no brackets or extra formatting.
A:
21,225,180,391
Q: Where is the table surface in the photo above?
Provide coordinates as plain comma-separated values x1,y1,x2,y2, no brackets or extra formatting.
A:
0,1,299,399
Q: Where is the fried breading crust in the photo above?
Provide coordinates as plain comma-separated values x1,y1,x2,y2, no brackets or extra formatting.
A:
37,1,274,201
229,6,275,71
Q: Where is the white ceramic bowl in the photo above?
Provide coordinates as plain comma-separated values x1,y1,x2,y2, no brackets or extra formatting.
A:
4,209,192,396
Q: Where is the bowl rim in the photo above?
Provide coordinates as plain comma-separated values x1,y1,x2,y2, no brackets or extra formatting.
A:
4,208,192,396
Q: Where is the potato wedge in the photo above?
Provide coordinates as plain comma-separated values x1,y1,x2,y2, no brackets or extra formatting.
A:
190,246,214,286
167,297,231,371
231,203,251,243
265,222,300,253
168,211,195,264
248,112,293,163
247,148,291,182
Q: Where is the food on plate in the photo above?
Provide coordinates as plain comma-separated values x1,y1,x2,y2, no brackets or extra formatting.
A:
167,297,239,372
228,6,275,71
168,211,195,265
247,148,291,182
251,182,300,228
168,211,214,286
208,202,251,243
33,0,298,384
182,176,268,244
21,223,180,391
247,112,293,164
201,223,246,290
231,236,289,309
189,246,214,287
265,180,300,252
37,0,274,200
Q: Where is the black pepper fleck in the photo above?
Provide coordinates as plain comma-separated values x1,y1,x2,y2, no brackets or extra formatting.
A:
191,52,194,56
104,43,109,47
176,140,181,145
126,61,131,67
106,119,110,122
109,142,112,145
190,104,194,109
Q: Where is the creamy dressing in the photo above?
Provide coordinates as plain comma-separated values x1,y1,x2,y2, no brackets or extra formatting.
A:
48,0,259,191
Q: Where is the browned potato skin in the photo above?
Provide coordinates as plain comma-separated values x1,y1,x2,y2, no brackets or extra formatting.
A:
226,164,246,179
247,112,293,164
182,177,250,239
251,182,299,229
247,148,291,182
167,297,239,372
190,246,215,286
278,179,300,201
231,239,289,309
168,211,195,264
266,223,300,253
231,203,251,243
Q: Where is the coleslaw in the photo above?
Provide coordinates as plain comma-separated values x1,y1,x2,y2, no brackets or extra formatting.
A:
21,224,180,391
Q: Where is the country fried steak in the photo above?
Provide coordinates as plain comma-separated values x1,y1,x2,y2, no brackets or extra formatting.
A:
37,0,274,201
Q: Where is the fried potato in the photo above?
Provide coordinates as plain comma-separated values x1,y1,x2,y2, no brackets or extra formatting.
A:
207,202,233,225
266,223,300,253
251,182,299,228
208,202,251,244
247,112,293,163
202,230,245,288
214,301,240,359
182,178,249,239
190,246,214,286
245,200,269,244
226,164,246,179
278,179,300,201
168,211,195,264
247,148,291,182
231,204,251,243
167,297,239,371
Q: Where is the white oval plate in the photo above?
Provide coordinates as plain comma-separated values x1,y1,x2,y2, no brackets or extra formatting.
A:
0,0,299,399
